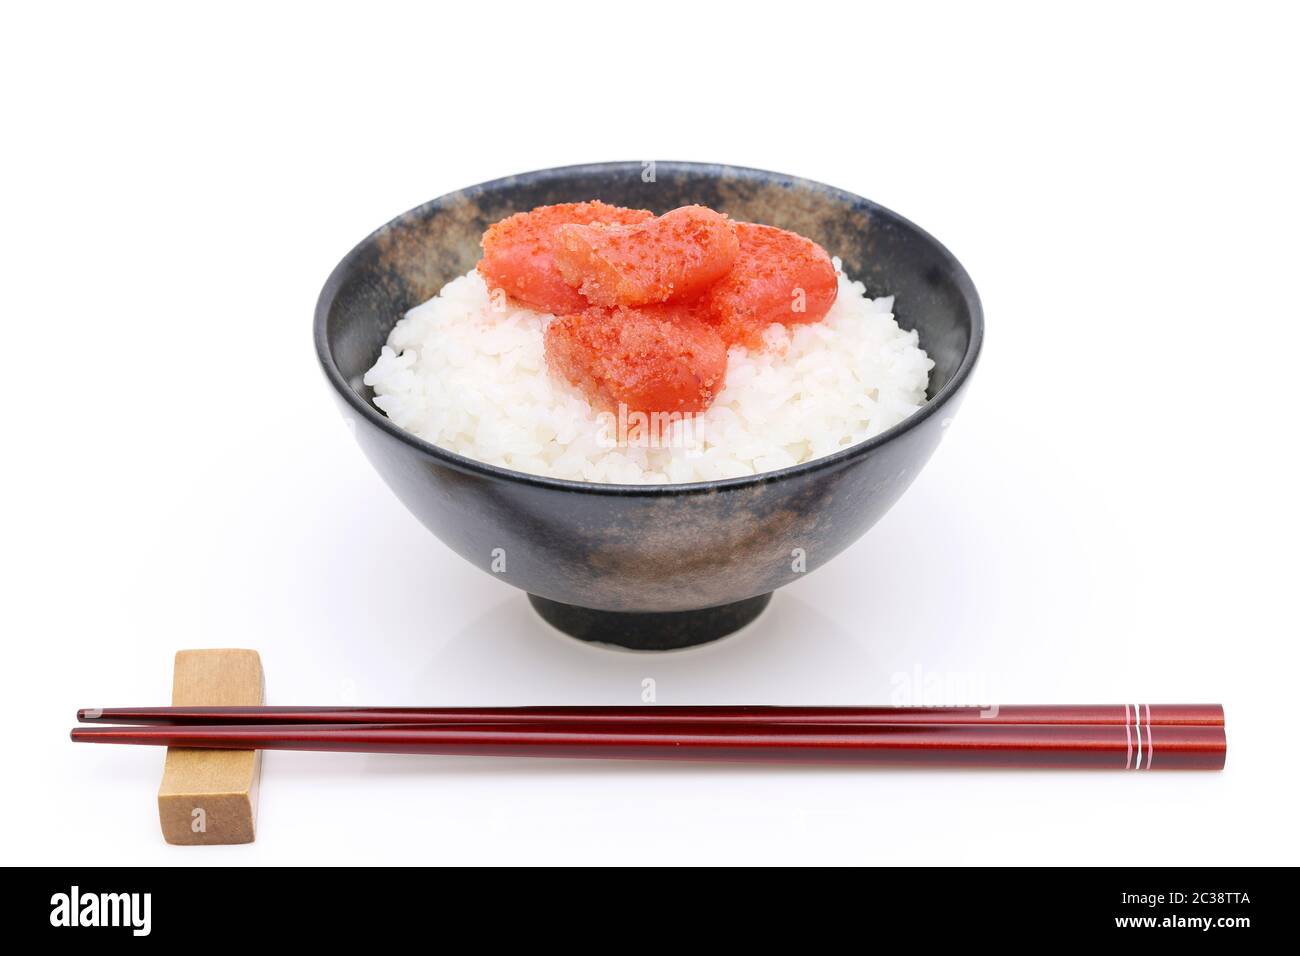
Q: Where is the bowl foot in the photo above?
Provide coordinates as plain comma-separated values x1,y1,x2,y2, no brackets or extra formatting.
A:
527,592,773,651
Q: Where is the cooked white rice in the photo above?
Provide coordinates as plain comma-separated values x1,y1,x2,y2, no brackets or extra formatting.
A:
364,259,932,484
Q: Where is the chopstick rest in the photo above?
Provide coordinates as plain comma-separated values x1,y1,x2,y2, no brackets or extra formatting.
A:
155,649,264,845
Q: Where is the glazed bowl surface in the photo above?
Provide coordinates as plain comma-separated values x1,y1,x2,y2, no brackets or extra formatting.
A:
315,162,983,649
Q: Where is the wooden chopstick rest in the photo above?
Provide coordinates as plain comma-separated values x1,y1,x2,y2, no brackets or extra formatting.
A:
156,649,264,845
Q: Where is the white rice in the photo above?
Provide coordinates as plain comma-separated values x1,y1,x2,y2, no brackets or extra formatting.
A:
364,259,932,484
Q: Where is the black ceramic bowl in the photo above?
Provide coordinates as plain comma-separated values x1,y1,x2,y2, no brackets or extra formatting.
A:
315,162,982,650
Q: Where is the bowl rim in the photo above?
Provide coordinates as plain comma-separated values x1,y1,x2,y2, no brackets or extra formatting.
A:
313,160,984,498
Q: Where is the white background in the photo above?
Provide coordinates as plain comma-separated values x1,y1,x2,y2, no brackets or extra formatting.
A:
4,2,1297,865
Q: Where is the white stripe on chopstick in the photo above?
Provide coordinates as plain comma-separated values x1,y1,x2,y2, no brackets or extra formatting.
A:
1125,704,1133,769
1133,702,1143,770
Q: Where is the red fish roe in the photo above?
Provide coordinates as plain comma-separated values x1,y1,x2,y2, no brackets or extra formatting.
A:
476,202,843,416
478,201,653,313
552,205,740,307
545,305,727,415
704,222,838,348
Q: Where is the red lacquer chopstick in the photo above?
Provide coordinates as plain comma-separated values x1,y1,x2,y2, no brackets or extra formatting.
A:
70,716,1227,770
77,704,1225,727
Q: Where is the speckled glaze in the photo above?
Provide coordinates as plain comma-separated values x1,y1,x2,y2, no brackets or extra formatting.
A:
315,162,983,650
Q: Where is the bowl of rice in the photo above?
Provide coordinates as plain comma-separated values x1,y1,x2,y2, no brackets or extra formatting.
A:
315,162,983,650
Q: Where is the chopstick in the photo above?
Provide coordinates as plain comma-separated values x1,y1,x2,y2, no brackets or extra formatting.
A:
70,707,1227,770
76,704,1225,727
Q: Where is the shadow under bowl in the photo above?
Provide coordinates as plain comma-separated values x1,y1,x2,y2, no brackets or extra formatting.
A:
315,162,983,651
